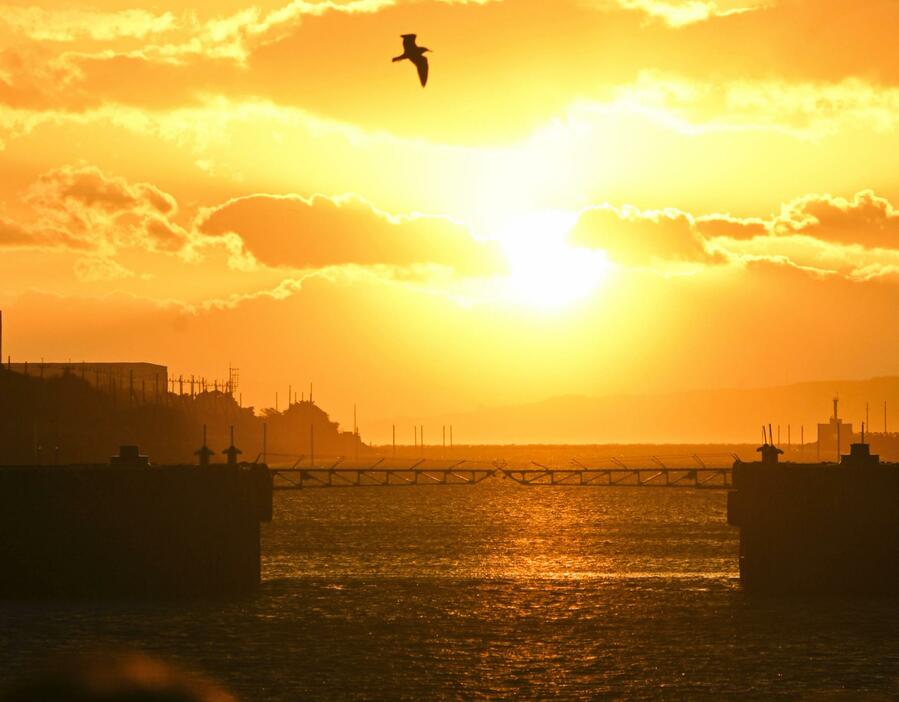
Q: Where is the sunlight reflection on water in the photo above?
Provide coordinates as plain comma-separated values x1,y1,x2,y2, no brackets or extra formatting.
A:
1,483,897,701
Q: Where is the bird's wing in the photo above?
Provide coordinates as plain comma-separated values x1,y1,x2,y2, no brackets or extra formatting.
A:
412,54,428,87
402,34,417,53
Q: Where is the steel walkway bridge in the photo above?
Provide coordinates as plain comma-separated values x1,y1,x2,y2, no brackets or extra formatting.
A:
269,454,736,491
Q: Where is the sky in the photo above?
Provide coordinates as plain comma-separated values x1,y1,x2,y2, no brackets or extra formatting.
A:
3,0,899,440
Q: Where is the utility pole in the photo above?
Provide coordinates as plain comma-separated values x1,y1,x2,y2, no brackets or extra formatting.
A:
392,424,396,456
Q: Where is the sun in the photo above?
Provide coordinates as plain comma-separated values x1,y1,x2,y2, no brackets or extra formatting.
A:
493,210,612,310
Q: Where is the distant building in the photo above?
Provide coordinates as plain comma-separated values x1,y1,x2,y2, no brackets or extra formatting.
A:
817,397,853,457
7,362,168,399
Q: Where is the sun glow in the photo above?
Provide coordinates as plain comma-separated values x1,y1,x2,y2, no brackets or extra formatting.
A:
494,210,612,310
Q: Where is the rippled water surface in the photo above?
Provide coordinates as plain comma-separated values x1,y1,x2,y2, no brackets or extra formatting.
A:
2,483,898,700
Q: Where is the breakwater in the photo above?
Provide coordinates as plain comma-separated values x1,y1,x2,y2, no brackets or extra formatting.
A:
728,443,899,594
0,450,272,598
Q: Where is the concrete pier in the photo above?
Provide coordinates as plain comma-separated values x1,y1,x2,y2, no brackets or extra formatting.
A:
0,450,272,599
728,444,899,594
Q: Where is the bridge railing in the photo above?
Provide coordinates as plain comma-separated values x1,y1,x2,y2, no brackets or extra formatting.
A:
269,454,737,491
271,458,498,490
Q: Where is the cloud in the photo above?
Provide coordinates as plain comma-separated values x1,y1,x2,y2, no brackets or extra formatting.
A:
0,216,38,246
4,0,899,159
0,166,205,290
0,0,395,58
773,190,899,249
0,164,506,308
606,0,766,27
197,193,506,275
0,214,92,251
0,0,805,142
693,214,767,240
568,204,720,265
0,7,178,43
7,0,899,160
605,72,899,139
72,256,136,282
567,189,899,282
25,165,189,255
31,165,177,216
700,190,899,281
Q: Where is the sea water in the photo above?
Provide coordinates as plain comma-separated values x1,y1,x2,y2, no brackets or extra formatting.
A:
1,482,897,700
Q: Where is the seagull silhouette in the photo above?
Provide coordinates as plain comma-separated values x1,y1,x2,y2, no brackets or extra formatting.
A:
392,34,431,87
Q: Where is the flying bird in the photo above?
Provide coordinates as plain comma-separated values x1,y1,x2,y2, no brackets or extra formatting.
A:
392,34,431,87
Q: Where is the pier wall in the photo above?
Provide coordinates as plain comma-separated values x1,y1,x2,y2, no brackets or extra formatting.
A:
0,464,272,599
728,462,899,594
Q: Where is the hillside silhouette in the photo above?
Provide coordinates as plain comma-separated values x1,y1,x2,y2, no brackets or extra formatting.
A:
0,368,364,465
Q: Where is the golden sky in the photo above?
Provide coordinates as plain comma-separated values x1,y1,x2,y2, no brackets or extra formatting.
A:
3,0,899,440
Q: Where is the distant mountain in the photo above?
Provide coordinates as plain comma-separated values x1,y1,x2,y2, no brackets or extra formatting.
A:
367,376,899,445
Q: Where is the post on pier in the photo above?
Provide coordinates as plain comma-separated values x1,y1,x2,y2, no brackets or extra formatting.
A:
196,425,214,467
223,426,242,466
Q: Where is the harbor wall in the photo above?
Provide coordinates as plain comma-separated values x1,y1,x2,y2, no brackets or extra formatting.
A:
728,462,899,594
0,463,272,599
